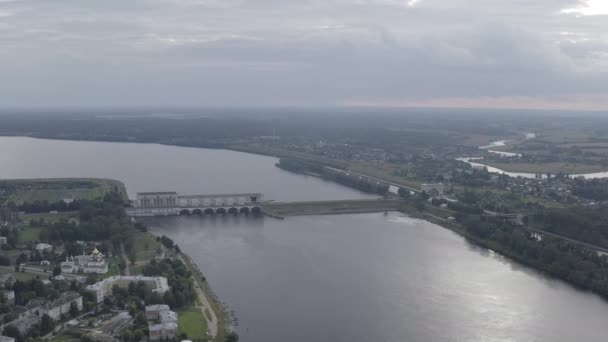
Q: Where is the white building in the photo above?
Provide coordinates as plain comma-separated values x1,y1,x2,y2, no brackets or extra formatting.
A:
38,292,83,321
86,276,170,303
61,248,108,274
35,243,52,252
420,183,445,197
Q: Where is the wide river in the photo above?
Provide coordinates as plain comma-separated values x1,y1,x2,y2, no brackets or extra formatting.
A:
1,137,608,342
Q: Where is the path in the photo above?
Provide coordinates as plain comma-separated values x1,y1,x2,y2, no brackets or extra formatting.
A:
178,254,218,339
120,243,130,276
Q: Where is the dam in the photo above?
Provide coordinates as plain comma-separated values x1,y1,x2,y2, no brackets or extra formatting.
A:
126,191,264,216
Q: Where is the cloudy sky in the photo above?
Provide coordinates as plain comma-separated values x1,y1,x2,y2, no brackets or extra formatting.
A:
1,0,607,110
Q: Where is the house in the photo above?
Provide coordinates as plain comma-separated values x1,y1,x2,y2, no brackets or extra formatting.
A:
86,276,170,303
0,336,15,342
38,292,83,321
0,237,7,246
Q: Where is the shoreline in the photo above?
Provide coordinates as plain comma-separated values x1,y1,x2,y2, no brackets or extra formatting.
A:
4,134,608,177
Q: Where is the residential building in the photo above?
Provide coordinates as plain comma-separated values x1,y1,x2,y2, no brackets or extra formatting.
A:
4,315,40,335
38,292,83,321
0,336,15,342
145,304,170,321
0,237,7,246
86,276,170,303
146,304,178,341
149,322,177,341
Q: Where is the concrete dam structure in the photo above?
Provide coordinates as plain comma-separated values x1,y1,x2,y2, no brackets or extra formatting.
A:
126,192,263,217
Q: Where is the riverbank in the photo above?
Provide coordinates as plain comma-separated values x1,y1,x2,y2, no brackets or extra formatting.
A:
0,177,128,204
484,161,607,174
178,253,226,341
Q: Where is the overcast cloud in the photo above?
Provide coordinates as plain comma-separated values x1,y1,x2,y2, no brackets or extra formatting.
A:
1,0,607,110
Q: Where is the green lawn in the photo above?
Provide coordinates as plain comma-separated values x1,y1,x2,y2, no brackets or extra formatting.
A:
0,267,41,281
178,309,207,340
21,211,78,224
3,178,127,204
134,231,161,262
105,257,121,277
18,227,42,244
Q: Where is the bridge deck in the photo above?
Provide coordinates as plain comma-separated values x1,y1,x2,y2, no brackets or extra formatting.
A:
262,199,402,217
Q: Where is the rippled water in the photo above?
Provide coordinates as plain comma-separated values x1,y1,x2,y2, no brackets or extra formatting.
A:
2,137,608,342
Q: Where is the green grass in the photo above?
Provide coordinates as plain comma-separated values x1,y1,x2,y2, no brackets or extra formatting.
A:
21,211,78,224
3,178,127,204
18,227,42,244
0,267,41,281
134,231,161,262
180,254,227,342
105,257,121,277
178,309,207,340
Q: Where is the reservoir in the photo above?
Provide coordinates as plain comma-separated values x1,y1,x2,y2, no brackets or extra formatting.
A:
2,136,608,341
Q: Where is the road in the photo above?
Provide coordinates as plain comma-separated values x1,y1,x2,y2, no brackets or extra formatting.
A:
120,243,131,276
324,166,420,193
520,224,608,254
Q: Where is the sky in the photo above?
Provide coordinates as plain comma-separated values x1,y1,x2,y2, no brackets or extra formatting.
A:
1,0,607,110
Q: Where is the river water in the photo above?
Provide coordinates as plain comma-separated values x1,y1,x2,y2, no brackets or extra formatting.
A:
462,134,608,179
2,137,608,341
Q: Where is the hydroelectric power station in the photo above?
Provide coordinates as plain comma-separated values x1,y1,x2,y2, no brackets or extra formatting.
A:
126,192,263,217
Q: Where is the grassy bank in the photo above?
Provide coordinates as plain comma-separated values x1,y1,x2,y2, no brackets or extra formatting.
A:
178,309,208,340
179,253,229,342
1,178,128,204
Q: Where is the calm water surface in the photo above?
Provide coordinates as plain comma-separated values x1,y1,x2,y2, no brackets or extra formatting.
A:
2,137,608,342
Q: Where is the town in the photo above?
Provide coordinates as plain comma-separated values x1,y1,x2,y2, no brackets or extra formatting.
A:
0,179,230,342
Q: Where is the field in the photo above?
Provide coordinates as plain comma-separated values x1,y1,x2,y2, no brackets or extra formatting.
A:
18,227,42,244
1,178,127,204
178,309,207,340
133,231,161,262
21,211,78,224
0,266,41,281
